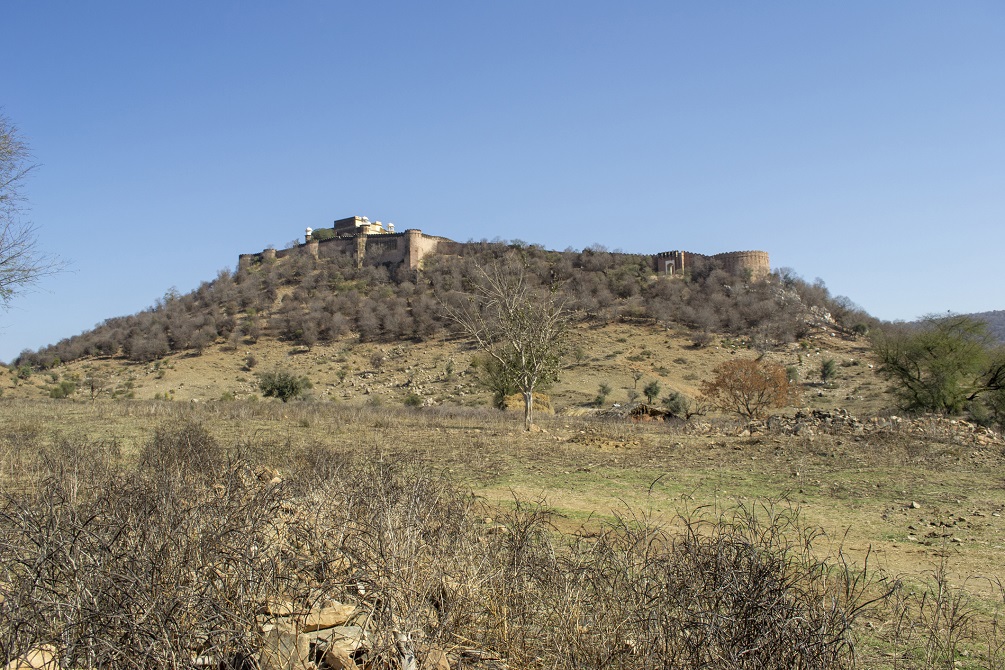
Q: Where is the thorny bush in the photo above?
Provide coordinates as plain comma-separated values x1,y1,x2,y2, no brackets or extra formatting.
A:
0,420,902,669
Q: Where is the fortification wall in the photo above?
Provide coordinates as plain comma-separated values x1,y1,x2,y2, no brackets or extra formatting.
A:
405,230,442,269
239,229,441,271
711,250,770,279
653,250,686,276
652,249,770,280
316,236,354,260
361,234,407,267
238,222,769,282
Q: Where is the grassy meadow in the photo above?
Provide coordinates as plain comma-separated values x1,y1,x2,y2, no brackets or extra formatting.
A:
2,394,1004,668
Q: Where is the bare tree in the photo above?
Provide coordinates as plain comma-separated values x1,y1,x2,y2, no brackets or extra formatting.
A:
1,113,61,309
441,256,569,430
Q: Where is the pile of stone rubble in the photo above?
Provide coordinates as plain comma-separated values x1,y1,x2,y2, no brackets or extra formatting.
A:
5,600,493,670
750,409,1003,446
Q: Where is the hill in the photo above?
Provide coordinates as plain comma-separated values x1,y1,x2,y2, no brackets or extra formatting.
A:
3,238,886,415
0,318,890,417
969,309,1005,343
5,237,1005,667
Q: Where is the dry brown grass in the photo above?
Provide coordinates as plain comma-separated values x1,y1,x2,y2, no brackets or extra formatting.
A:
0,321,892,419
1,397,1004,667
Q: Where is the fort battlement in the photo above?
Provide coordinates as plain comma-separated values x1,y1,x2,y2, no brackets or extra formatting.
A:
653,249,770,280
239,217,450,271
240,215,769,281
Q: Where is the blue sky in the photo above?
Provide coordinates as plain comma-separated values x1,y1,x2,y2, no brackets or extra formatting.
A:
2,2,1003,362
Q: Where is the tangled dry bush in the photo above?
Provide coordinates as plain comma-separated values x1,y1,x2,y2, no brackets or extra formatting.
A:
0,420,907,669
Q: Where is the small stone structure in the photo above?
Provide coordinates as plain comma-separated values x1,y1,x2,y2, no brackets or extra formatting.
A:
653,249,770,280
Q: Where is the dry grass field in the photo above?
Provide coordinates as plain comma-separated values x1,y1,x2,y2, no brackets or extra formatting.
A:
2,321,1004,668
1,321,889,415
1,391,1003,668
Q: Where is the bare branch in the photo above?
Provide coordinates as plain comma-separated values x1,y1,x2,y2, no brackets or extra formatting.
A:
439,255,569,429
0,113,63,310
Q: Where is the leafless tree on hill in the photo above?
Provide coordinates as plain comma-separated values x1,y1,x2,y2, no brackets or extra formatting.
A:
440,256,569,430
0,113,62,310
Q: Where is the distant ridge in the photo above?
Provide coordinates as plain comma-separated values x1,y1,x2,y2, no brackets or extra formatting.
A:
969,310,1005,343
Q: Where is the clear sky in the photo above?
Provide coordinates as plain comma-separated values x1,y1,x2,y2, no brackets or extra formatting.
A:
2,2,1003,362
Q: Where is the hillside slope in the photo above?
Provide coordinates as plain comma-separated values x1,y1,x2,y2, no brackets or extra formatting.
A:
969,309,1005,343
4,239,888,414
1,317,892,419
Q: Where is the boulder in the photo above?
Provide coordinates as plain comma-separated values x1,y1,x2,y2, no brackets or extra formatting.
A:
301,603,357,631
308,626,369,655
259,627,312,670
322,644,355,670
421,648,451,670
3,645,58,670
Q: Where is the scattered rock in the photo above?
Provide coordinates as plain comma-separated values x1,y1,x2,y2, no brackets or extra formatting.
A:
910,501,921,509
259,627,312,670
422,648,451,670
301,603,357,631
309,626,369,655
321,644,355,670
3,645,58,670
261,599,296,616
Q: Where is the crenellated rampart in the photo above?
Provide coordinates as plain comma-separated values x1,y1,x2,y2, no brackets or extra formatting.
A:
239,215,770,282
239,227,450,272
653,248,769,280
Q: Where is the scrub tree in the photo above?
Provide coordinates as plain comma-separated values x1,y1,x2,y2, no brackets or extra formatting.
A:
440,256,569,430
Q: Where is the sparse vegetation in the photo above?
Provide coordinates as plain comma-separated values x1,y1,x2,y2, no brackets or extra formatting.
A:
6,226,1005,666
0,401,1003,669
13,238,866,373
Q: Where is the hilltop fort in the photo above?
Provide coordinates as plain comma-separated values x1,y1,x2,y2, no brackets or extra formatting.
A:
239,215,770,279
653,249,770,280
238,216,451,271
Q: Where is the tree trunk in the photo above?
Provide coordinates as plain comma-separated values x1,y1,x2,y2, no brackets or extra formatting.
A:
523,390,534,431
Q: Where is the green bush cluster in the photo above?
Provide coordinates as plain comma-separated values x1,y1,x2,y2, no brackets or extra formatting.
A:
257,370,311,402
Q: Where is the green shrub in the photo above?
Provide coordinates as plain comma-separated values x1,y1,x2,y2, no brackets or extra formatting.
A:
820,359,837,383
309,227,337,241
643,380,662,404
403,393,424,408
258,370,312,402
873,315,1003,415
663,391,693,417
594,383,612,407
48,380,77,399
